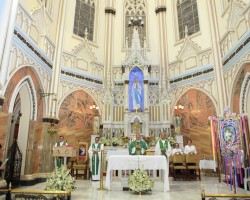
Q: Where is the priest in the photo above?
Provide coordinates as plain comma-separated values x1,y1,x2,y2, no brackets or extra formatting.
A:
155,132,172,159
54,135,68,168
129,133,148,155
88,136,101,181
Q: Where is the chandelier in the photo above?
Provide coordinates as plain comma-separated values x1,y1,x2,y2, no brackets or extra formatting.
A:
128,0,144,28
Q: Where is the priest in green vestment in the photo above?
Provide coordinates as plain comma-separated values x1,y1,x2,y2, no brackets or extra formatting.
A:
54,135,68,168
155,132,172,159
88,137,101,181
129,133,148,155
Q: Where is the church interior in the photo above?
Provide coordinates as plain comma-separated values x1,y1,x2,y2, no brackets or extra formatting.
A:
0,0,250,199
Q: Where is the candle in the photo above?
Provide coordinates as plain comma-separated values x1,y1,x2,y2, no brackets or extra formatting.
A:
101,144,104,151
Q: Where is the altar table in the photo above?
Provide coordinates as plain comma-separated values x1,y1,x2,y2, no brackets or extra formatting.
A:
105,155,169,192
199,160,217,171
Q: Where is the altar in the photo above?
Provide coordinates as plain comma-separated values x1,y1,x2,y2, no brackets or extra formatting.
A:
105,155,170,192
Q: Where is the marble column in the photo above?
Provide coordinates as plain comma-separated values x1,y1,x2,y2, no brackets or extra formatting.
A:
47,0,67,119
207,0,227,114
125,80,129,110
144,80,149,110
155,1,169,91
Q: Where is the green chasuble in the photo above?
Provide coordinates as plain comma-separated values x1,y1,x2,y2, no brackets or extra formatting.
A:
129,140,148,155
91,143,101,176
56,141,67,168
159,140,168,158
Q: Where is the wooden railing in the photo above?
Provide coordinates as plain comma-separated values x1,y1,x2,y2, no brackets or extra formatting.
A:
0,188,71,200
201,185,250,200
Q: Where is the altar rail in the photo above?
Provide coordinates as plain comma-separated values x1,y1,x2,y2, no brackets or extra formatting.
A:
0,188,71,200
201,186,250,200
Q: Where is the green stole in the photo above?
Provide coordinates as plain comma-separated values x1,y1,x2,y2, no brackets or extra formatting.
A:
92,143,101,175
56,141,67,168
159,140,168,158
135,142,141,155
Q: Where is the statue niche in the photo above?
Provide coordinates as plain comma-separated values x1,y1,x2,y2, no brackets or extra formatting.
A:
129,67,144,112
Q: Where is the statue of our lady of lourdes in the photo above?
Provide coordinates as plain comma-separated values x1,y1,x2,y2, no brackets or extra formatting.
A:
175,114,181,134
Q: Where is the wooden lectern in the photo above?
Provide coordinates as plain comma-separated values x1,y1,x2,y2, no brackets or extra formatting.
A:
53,145,76,167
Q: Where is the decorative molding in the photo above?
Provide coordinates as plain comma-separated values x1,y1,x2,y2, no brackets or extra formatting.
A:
14,29,53,69
144,80,149,84
241,73,250,113
125,80,129,84
105,7,116,15
223,35,250,66
155,6,167,14
61,70,102,85
26,79,36,120
170,68,213,84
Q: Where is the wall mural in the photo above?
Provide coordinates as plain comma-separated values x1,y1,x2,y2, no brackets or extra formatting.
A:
58,90,98,145
129,66,144,112
175,89,216,157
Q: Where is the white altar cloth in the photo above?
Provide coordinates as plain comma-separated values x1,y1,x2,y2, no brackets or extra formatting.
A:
106,149,129,160
199,160,217,171
105,155,169,192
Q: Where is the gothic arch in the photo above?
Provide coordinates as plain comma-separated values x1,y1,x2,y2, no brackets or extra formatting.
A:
172,87,218,117
57,89,101,146
3,66,44,121
57,88,101,116
229,61,250,114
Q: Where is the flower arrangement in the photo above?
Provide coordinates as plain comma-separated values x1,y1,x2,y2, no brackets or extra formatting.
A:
121,136,130,144
128,168,154,193
167,136,176,148
45,166,76,191
99,137,106,144
111,137,120,146
145,136,154,146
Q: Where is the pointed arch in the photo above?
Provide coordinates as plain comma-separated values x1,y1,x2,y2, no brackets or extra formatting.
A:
124,0,147,48
176,0,200,40
73,0,96,41
129,66,144,112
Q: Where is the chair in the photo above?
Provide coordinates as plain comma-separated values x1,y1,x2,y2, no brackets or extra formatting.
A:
185,153,201,181
172,153,187,181
70,142,90,179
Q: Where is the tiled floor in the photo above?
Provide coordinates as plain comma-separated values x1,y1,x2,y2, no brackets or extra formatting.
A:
1,176,250,200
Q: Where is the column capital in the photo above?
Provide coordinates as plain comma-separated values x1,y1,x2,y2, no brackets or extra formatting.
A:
105,7,116,15
155,6,167,14
42,117,60,124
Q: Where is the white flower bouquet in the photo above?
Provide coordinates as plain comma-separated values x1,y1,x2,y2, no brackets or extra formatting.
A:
128,168,154,193
167,136,176,148
45,166,76,191
111,137,120,146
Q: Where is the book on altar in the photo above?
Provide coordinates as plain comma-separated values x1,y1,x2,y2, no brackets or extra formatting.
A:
145,150,155,156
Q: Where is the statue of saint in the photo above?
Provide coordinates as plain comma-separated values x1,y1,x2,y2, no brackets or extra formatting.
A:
132,77,142,110
175,114,181,134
